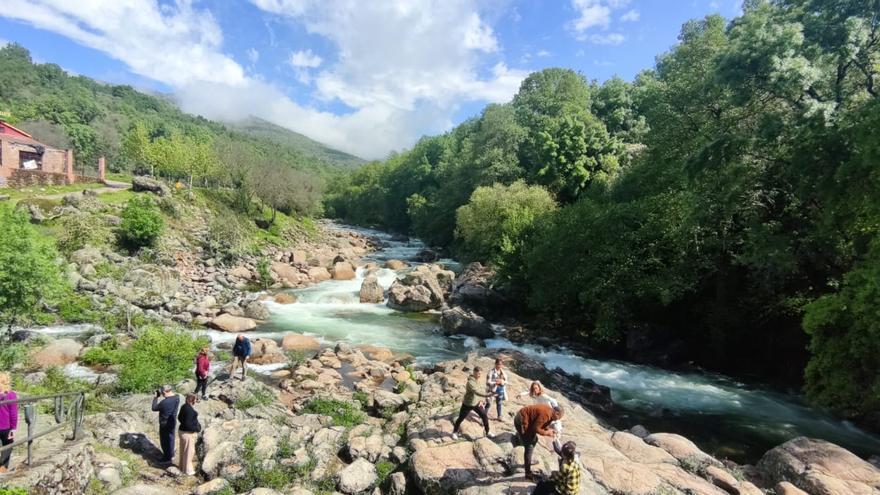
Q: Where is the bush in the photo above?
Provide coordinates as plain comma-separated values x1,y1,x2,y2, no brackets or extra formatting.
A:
116,326,209,392
455,181,556,269
257,258,272,289
55,213,111,253
302,398,365,427
118,196,164,250
0,342,29,370
375,460,396,487
80,337,120,366
57,293,102,324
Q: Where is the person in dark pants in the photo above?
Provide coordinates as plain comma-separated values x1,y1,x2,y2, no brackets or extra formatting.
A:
194,348,210,399
0,372,18,473
514,403,565,481
151,384,180,464
229,335,252,381
452,366,495,440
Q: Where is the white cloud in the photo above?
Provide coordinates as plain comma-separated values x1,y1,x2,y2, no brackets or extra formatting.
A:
587,33,625,45
536,49,552,58
246,48,260,65
0,0,527,159
569,0,631,44
0,38,8,47
620,9,639,22
289,48,322,68
0,0,246,88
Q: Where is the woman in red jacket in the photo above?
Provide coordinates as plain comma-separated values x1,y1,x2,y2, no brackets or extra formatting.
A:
194,348,210,399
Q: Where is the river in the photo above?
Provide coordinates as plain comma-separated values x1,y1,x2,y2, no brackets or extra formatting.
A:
39,225,880,464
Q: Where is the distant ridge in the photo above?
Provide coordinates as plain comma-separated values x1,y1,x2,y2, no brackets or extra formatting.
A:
227,117,366,169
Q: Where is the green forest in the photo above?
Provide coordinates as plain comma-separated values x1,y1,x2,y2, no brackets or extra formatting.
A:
0,43,363,215
326,0,880,429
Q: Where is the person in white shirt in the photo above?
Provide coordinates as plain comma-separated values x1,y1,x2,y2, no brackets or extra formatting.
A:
485,358,508,420
518,381,559,408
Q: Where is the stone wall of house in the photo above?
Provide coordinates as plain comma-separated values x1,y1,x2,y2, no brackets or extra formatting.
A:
7,169,70,187
42,148,67,174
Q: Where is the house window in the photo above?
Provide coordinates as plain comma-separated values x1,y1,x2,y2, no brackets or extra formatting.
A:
19,151,42,170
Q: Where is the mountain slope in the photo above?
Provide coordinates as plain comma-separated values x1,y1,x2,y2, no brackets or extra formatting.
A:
227,117,365,169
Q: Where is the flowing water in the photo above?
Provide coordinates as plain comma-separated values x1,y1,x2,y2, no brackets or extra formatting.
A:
30,225,880,463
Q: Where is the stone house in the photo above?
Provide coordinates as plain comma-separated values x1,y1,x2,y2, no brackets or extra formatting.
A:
0,120,75,186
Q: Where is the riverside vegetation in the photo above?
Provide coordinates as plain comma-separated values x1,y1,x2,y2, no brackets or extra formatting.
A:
0,1,879,494
325,0,880,432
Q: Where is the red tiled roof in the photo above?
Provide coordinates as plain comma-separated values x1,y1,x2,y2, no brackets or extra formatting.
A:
0,120,33,138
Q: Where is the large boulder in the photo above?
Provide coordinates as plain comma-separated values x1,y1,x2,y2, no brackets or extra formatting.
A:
337,457,377,494
71,246,103,266
271,262,302,285
243,300,270,320
450,263,507,316
440,306,493,339
332,261,356,280
131,176,170,196
249,338,287,365
644,433,720,467
359,275,384,303
31,339,82,368
282,333,321,351
410,442,488,494
386,281,435,312
385,259,408,270
758,437,880,495
307,266,332,282
209,314,257,332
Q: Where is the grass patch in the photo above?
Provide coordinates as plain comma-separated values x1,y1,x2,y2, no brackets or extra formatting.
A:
376,459,396,487
287,350,309,369
229,432,312,493
352,390,370,409
236,388,275,410
302,398,366,427
97,190,137,205
92,443,145,487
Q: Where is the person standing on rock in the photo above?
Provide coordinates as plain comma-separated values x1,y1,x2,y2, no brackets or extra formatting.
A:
514,403,565,481
177,394,201,476
229,334,252,381
0,372,18,473
452,366,495,440
531,440,580,495
519,381,559,408
486,358,508,420
194,348,210,399
151,384,180,464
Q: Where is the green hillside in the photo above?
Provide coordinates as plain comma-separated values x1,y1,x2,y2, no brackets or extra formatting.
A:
228,117,364,169
0,43,358,177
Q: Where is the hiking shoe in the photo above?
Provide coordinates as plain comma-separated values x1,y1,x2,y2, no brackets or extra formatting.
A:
486,431,495,439
451,433,459,440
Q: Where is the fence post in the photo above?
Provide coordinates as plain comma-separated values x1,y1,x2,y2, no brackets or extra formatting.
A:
98,156,106,183
54,396,64,423
24,404,36,466
72,394,84,440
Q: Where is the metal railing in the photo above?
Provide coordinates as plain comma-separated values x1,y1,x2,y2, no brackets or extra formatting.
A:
0,391,85,467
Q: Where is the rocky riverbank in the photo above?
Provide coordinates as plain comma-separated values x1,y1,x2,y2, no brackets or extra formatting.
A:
5,348,879,495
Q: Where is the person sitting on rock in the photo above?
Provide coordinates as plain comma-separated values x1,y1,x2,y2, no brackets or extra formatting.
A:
194,347,210,399
452,366,495,440
519,381,559,408
531,440,580,495
486,357,508,420
514,403,565,481
229,335,252,381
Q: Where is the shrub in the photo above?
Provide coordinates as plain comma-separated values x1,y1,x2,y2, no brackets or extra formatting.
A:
302,398,365,427
57,293,102,324
80,337,120,366
116,326,209,392
0,343,29,370
205,214,249,263
0,206,66,332
236,388,274,410
257,258,272,289
118,196,164,250
55,213,111,253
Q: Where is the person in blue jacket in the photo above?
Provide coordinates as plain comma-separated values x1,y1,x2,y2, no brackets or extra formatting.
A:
229,334,252,381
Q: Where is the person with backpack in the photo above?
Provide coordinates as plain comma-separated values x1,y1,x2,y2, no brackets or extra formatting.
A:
229,335,252,381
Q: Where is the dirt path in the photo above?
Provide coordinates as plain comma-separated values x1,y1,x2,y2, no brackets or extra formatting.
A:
31,180,131,201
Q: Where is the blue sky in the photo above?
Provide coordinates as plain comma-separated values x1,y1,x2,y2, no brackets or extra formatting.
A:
0,1,742,158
